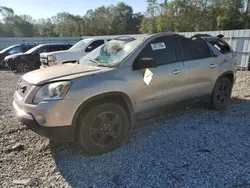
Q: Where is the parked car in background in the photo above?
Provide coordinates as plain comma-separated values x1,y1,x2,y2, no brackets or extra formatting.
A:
5,43,72,72
40,37,116,68
13,32,237,155
0,43,37,68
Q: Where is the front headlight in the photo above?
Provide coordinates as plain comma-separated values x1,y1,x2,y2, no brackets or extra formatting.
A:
33,81,71,104
48,55,57,65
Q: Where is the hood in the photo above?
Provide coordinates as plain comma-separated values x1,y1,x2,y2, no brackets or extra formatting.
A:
40,50,68,57
22,63,114,85
4,53,25,61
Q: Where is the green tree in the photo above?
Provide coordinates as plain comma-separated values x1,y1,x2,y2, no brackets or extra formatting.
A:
53,13,84,36
140,0,159,33
0,6,35,36
34,18,57,37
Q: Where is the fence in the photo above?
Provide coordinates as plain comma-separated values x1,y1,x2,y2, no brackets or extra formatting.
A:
0,37,82,49
0,30,249,69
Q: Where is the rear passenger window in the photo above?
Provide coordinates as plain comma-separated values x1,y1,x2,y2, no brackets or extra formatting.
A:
136,36,177,65
85,40,105,52
49,45,62,51
23,45,34,52
179,37,211,61
208,39,231,54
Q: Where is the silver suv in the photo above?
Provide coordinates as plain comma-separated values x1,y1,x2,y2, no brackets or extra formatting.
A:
13,32,238,155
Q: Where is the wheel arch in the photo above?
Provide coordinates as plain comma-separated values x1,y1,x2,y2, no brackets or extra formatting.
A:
211,70,235,97
72,91,135,129
216,71,235,84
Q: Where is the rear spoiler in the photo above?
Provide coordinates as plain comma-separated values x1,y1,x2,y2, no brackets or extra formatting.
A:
217,34,224,38
190,34,224,39
189,34,212,40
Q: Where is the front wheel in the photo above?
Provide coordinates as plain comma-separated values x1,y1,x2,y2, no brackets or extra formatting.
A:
16,62,29,73
0,60,7,69
210,77,232,110
76,103,129,155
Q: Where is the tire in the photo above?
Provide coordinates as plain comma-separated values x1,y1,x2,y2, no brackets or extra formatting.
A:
16,62,29,73
0,60,6,69
210,77,232,110
76,103,129,155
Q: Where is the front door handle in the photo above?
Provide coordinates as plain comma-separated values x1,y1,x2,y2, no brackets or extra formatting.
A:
209,64,217,68
172,70,181,75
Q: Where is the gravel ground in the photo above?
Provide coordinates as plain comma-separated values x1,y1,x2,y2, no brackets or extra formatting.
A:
0,70,250,188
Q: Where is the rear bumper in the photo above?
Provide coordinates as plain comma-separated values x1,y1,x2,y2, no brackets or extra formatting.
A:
13,101,74,142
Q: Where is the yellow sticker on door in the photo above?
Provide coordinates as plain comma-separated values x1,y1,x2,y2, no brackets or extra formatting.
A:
144,68,153,85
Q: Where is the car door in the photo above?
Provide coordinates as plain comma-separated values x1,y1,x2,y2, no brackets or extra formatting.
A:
130,35,186,113
30,46,50,69
178,36,218,99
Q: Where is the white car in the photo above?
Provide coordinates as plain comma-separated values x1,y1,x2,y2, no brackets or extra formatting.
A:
40,37,115,68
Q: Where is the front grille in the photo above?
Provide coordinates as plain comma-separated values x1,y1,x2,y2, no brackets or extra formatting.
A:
40,57,48,65
17,79,32,98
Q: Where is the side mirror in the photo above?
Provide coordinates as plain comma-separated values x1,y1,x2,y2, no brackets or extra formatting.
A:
133,57,157,70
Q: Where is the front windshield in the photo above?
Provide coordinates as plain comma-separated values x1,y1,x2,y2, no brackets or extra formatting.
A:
25,45,43,54
79,38,144,67
0,45,18,53
69,38,92,51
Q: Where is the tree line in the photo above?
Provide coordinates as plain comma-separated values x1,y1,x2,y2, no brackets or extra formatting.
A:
0,0,249,37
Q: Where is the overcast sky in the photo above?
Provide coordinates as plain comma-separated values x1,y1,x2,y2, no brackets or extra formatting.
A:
1,0,151,19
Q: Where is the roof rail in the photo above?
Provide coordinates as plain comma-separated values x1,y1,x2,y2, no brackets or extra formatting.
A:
190,34,212,39
113,36,136,42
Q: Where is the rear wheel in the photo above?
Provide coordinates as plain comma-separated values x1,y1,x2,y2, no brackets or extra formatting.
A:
16,62,29,73
76,103,129,155
210,77,232,110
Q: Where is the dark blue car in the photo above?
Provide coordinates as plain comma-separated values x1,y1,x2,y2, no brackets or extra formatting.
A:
0,43,37,68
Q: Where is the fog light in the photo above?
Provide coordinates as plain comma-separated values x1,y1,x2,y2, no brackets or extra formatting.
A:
35,114,46,125
51,61,57,65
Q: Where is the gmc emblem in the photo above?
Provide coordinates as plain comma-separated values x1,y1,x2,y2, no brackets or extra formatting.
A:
19,84,27,94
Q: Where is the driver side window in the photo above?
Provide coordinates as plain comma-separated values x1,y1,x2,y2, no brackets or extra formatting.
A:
134,35,177,69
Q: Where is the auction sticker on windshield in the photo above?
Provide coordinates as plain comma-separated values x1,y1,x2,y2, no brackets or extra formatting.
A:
151,43,166,50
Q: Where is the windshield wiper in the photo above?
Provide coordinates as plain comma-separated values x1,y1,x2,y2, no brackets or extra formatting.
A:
89,60,105,67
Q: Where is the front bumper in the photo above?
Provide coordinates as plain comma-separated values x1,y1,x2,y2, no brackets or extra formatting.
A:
13,101,74,142
40,64,49,69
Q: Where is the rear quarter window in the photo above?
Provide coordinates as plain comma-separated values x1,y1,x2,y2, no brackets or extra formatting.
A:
207,39,231,54
23,45,35,52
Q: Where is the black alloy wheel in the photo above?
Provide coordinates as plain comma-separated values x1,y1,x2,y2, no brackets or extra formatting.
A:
210,77,232,110
89,112,122,146
16,62,29,73
76,103,129,155
0,60,7,69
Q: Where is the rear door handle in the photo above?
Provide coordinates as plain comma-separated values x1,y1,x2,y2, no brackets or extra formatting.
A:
172,70,181,75
209,64,217,68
